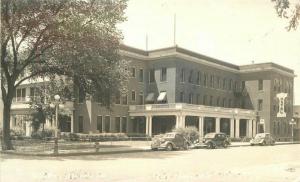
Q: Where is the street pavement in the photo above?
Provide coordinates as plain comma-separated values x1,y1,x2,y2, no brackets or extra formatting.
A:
1,144,300,182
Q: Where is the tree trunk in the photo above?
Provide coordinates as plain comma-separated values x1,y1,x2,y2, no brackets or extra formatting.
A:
1,100,14,150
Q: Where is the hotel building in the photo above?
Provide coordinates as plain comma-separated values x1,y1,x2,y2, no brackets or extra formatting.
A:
8,45,295,139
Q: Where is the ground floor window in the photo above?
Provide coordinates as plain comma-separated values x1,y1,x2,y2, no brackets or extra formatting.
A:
115,117,120,132
97,116,102,132
105,116,110,132
122,117,127,132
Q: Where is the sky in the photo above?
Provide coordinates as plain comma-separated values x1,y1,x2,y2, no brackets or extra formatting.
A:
119,0,300,105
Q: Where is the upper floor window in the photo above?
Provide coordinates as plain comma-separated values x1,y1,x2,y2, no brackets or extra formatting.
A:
258,79,263,90
258,99,263,111
197,71,201,85
138,92,144,105
180,92,184,102
122,94,128,105
216,97,220,106
161,67,167,82
188,70,193,83
203,95,207,105
149,69,155,83
188,93,193,104
115,92,120,104
139,69,144,82
131,91,136,101
196,94,201,104
242,81,246,90
217,77,220,89
131,67,136,78
180,68,185,82
16,88,26,102
229,79,233,90
210,75,214,88
223,78,227,90
222,98,226,107
203,74,207,86
209,96,213,106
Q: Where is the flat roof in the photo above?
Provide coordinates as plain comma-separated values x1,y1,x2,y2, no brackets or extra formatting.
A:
120,44,294,74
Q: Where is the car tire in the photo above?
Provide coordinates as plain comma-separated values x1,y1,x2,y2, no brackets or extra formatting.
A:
166,143,173,151
223,142,228,148
207,142,214,149
260,141,266,146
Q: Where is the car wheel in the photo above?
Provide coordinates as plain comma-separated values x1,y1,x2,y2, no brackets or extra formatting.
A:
166,143,173,151
223,142,228,148
260,141,266,146
207,142,214,149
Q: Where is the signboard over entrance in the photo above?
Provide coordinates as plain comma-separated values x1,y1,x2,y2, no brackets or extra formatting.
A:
277,93,287,118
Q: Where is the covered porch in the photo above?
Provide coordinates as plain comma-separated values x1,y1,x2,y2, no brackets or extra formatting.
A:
129,103,257,138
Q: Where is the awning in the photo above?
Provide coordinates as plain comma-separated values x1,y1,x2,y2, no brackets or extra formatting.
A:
145,93,155,102
157,92,167,101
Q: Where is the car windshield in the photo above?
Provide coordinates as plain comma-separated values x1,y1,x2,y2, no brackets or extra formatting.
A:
254,133,266,139
163,133,175,138
204,133,215,139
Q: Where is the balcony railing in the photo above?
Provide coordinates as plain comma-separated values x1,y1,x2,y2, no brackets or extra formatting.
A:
129,103,255,116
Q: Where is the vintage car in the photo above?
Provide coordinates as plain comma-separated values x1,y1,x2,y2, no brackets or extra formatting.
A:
200,132,231,149
151,132,189,151
250,133,275,146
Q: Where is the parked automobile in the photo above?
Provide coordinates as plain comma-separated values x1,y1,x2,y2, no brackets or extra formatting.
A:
151,132,190,151
200,132,231,149
250,133,275,146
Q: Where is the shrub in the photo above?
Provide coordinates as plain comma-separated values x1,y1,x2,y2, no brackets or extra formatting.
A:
173,127,200,143
31,129,55,139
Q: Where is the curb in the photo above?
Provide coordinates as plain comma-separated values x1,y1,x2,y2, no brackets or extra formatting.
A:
1,142,299,157
0,148,152,157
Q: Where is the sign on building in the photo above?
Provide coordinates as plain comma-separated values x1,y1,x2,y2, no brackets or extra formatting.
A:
277,93,287,117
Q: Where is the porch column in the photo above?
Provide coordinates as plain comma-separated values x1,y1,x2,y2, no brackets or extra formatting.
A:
253,120,257,136
198,116,204,138
176,115,180,128
230,118,235,138
215,117,220,133
149,116,152,137
248,119,253,138
70,113,74,133
182,115,186,128
235,118,240,138
146,116,149,135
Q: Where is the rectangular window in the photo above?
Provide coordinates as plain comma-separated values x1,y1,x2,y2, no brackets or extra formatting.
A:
139,69,144,82
122,94,127,105
78,116,84,133
204,74,207,86
149,69,155,83
223,98,226,107
258,80,263,90
209,96,213,106
104,116,110,132
197,71,201,85
242,81,245,90
180,68,185,82
216,77,220,89
115,92,120,104
258,99,263,111
131,91,136,101
223,78,227,90
210,75,214,88
21,88,26,100
16,88,26,102
188,70,193,83
229,99,232,108
217,97,220,106
229,79,233,90
180,92,184,102
203,95,207,105
188,93,193,104
115,117,120,133
97,116,102,132
196,94,200,104
138,92,144,105
78,87,85,103
131,67,136,77
161,67,167,82
122,117,127,132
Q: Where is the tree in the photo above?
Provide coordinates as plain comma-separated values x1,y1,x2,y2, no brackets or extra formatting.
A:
1,0,128,150
272,0,300,30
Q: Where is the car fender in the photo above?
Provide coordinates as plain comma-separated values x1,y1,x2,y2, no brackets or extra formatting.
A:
164,141,176,148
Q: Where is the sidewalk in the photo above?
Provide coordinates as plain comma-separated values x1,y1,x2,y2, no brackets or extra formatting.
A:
1,140,299,157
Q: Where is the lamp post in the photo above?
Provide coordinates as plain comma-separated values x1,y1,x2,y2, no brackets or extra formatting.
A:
289,118,296,142
50,95,64,138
